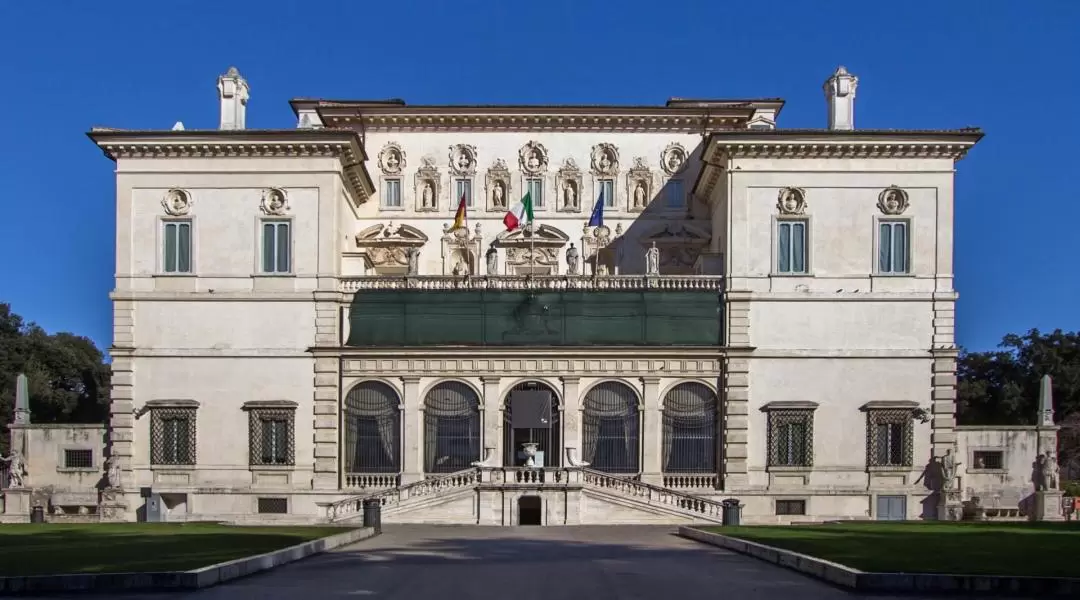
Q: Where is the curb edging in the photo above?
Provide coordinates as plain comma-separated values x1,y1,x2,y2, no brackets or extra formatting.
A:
0,527,377,595
678,526,1080,596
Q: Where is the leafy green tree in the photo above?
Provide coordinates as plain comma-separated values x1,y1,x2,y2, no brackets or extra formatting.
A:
0,303,110,455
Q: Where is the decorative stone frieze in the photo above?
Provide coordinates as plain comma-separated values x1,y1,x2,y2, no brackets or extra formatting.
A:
342,353,722,379
339,274,724,292
353,222,428,274
495,224,570,276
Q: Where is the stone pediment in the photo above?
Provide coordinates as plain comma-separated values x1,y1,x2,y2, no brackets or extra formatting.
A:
495,224,569,248
354,222,429,248
639,223,710,246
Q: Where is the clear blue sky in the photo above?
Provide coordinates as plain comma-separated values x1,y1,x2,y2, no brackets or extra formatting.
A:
0,0,1076,354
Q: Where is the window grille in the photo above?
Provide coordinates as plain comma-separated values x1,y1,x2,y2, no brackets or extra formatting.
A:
582,381,640,474
344,381,402,474
64,449,94,469
151,407,197,465
775,499,806,515
661,382,717,474
257,497,288,514
972,450,1004,470
867,409,913,467
767,410,814,467
248,408,296,466
424,381,481,473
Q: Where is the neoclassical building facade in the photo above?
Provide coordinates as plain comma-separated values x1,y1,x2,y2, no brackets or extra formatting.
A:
79,66,986,525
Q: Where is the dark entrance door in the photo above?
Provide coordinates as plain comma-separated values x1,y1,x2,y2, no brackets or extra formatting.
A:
518,496,542,525
503,382,560,467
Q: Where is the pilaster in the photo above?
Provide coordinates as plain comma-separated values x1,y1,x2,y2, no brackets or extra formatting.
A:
722,356,750,488
312,356,339,489
401,376,423,483
108,299,136,491
561,377,581,464
930,348,958,455
481,377,502,465
726,291,751,346
641,377,662,483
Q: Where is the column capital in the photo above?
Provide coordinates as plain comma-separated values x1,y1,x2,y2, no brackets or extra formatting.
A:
641,376,662,385
401,375,422,384
480,376,502,383
560,376,581,384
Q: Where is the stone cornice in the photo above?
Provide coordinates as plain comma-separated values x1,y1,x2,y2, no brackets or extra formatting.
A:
340,275,724,293
86,128,375,204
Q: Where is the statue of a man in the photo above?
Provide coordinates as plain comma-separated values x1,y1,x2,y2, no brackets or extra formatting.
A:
486,246,498,275
422,182,434,208
563,182,577,209
940,449,959,492
1034,454,1049,491
492,181,505,208
634,182,646,208
1,450,27,488
1046,452,1060,490
406,248,419,275
566,243,580,275
645,242,660,275
105,455,122,489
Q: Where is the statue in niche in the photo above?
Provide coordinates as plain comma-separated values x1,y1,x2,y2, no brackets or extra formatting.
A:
453,259,471,277
563,181,577,209
422,181,434,208
406,248,419,275
633,182,646,208
645,242,660,275
597,264,609,276
486,246,498,275
492,181,506,208
566,243,580,275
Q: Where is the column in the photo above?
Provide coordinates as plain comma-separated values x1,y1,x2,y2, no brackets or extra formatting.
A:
481,377,501,465
723,355,750,489
641,377,662,484
400,376,424,484
560,376,581,465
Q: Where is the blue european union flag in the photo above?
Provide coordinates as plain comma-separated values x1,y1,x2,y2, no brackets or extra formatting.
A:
588,190,605,227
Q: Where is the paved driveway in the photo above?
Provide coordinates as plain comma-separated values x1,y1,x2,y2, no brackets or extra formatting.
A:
38,525,1033,599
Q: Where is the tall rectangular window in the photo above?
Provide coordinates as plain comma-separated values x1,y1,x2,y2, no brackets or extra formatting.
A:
777,220,807,274
162,221,192,273
383,179,402,208
600,179,615,207
527,178,544,209
261,221,291,274
665,179,685,208
878,220,909,274
867,410,913,467
455,179,473,207
767,410,814,467
150,407,197,466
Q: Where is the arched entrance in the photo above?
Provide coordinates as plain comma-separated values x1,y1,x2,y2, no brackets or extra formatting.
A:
343,381,402,475
582,381,640,474
661,382,718,474
424,381,482,473
503,381,561,467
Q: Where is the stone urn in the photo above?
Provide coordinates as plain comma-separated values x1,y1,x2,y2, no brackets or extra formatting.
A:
521,442,539,468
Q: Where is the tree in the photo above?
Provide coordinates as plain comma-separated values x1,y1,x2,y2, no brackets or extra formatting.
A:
0,303,110,455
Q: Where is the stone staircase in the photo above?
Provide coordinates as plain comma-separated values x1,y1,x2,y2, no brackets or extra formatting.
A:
324,466,726,525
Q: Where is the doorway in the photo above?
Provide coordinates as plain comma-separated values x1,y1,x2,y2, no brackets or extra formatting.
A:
876,495,907,521
518,496,542,525
503,382,561,467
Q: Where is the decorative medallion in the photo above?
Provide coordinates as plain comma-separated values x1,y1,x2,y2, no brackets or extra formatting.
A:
377,142,406,175
627,157,652,212
518,141,549,175
486,158,511,211
661,143,688,175
260,188,289,216
776,187,807,216
556,158,583,213
414,157,441,212
449,144,477,176
590,143,619,176
877,186,909,215
161,189,191,216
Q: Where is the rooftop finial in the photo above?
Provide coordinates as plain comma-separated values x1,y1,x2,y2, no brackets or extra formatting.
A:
823,65,858,131
217,66,249,130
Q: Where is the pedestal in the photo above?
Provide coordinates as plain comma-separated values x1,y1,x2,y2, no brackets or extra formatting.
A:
937,489,963,521
1,488,32,521
98,487,129,522
1032,490,1065,522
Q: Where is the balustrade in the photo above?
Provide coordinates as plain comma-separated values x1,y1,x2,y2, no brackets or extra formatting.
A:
344,473,400,490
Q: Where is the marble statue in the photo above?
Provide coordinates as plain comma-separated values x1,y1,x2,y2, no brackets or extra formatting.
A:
1034,453,1050,491
486,246,498,275
453,259,470,277
1046,452,1060,490
527,150,542,171
563,182,577,209
492,181,505,208
406,248,419,275
422,182,434,208
940,449,959,492
105,455,122,489
645,242,660,275
566,243,580,275
1,450,27,488
633,182,646,208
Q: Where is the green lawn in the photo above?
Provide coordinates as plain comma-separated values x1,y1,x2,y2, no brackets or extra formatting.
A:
0,523,352,577
706,521,1080,577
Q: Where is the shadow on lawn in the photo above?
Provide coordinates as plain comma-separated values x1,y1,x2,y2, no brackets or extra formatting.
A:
0,525,341,577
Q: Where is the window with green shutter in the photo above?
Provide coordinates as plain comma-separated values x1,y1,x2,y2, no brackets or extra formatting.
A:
162,220,192,273
261,220,291,274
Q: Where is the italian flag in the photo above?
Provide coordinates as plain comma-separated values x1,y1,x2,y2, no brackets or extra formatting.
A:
503,191,534,231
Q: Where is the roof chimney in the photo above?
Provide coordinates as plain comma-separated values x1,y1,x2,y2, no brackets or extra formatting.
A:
217,66,249,130
823,66,858,130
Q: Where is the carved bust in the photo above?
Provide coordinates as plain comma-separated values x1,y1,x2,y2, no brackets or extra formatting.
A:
877,186,909,215
162,189,191,216
777,187,807,215
261,188,289,216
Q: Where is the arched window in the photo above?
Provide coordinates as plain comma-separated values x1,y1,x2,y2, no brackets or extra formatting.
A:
424,381,481,473
503,381,561,467
582,381,640,474
662,382,718,473
344,381,401,474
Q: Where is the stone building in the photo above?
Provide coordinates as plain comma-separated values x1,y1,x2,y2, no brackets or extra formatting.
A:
67,65,992,525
